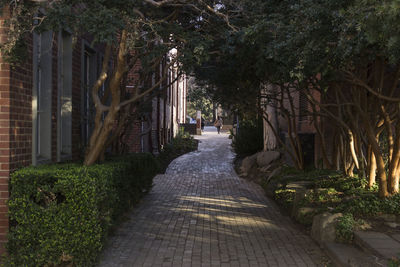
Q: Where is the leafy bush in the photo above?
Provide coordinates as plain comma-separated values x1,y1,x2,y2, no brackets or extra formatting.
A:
336,213,356,243
336,193,400,216
301,188,342,207
6,153,158,266
232,118,263,156
158,135,198,172
335,213,365,244
274,189,296,211
316,175,366,193
388,255,400,267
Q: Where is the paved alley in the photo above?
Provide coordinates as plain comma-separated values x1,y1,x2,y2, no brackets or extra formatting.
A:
99,127,327,266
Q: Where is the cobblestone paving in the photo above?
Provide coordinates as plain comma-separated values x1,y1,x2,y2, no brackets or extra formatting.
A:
99,127,328,267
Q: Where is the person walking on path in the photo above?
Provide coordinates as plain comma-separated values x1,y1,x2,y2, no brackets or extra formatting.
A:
99,127,328,266
201,116,205,131
214,116,223,134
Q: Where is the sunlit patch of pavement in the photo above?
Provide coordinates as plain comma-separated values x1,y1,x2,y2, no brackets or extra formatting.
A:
99,126,328,267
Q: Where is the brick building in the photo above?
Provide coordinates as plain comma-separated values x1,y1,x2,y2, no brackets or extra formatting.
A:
261,85,320,168
119,49,188,154
0,26,187,252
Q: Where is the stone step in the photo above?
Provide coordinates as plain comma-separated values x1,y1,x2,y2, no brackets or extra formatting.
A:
324,242,385,267
354,231,400,260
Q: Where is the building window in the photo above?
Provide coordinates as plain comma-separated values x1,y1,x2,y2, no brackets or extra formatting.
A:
32,31,53,165
82,46,96,145
58,31,72,160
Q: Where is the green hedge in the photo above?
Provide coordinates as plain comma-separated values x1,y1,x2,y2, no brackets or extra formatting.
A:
232,118,263,156
158,135,199,172
6,153,158,266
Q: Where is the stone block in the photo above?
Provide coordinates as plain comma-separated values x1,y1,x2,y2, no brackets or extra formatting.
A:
290,188,309,217
311,212,343,246
377,213,397,222
354,231,400,260
324,242,385,267
295,207,316,225
239,154,257,176
256,151,280,167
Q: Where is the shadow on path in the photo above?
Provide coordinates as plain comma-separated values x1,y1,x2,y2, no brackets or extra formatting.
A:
99,128,328,266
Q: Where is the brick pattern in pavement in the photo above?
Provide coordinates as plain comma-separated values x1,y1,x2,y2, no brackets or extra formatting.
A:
99,127,328,266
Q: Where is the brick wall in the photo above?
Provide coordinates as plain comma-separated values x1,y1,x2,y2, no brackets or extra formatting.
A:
123,56,144,153
123,120,142,153
0,24,11,252
0,29,86,254
0,27,34,252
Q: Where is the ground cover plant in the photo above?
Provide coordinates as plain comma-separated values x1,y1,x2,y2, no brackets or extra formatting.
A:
262,166,400,231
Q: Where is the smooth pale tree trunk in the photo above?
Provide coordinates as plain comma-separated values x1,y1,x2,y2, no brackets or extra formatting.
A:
362,115,389,197
388,123,400,194
262,84,278,151
367,146,377,188
196,110,201,135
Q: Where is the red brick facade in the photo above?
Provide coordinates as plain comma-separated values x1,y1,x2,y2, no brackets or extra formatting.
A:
123,55,188,153
0,16,188,253
0,27,93,252
0,14,33,251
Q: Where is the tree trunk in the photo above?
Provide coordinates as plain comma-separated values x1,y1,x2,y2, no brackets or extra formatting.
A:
348,130,359,170
367,145,377,188
388,122,400,194
362,114,389,197
84,30,128,166
84,109,119,165
262,84,278,151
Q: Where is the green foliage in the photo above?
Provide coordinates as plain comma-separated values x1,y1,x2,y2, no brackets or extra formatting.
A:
315,175,367,193
264,166,400,230
177,126,192,139
274,189,296,211
232,118,263,156
6,154,158,266
157,135,198,173
388,255,400,267
336,213,356,243
0,0,229,71
336,194,400,216
302,188,342,206
296,208,320,226
187,77,214,122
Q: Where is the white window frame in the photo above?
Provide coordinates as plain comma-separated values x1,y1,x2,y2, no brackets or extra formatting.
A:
32,31,53,165
57,31,73,161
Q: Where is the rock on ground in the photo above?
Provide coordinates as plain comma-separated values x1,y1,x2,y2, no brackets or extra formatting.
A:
256,151,280,167
311,212,343,246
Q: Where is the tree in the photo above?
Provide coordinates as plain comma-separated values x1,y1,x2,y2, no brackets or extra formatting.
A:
187,77,214,122
192,0,400,197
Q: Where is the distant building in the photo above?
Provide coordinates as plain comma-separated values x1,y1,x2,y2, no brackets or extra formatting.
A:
121,48,188,154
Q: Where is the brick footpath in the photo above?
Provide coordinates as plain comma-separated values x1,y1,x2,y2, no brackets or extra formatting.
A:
99,127,328,267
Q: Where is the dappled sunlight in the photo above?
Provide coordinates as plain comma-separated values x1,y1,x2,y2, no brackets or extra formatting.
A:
179,195,268,209
215,215,281,229
180,196,242,208
100,116,326,266
171,207,196,213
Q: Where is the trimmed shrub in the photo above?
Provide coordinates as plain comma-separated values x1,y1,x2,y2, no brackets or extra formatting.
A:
158,135,198,172
6,153,158,266
232,118,263,156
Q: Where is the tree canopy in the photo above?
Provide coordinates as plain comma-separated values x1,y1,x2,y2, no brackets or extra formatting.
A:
190,0,400,197
2,0,400,196
0,0,238,165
